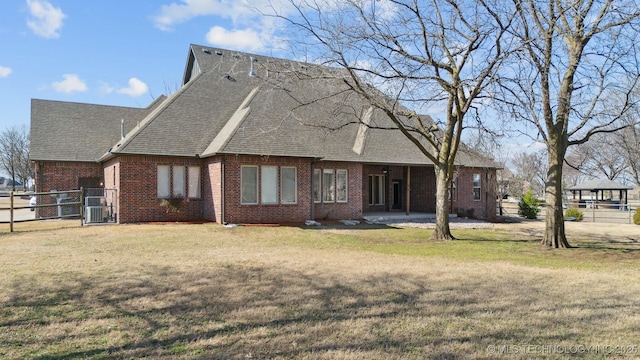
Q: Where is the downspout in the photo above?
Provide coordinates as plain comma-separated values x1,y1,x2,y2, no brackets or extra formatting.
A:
310,160,315,220
221,160,225,224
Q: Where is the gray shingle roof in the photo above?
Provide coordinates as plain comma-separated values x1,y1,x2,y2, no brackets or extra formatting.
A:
568,179,633,191
30,97,165,162
31,44,498,169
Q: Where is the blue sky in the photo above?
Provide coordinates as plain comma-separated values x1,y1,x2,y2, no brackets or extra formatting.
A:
0,0,543,161
0,0,292,130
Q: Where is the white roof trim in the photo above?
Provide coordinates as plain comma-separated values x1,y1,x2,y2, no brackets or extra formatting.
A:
201,86,260,157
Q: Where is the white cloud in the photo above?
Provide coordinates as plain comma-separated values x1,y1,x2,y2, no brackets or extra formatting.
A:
205,26,264,52
99,81,115,95
117,78,149,97
0,66,12,78
26,0,66,39
152,0,237,31
52,74,87,93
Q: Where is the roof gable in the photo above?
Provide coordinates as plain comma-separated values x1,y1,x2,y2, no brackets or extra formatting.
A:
31,44,498,169
30,97,165,162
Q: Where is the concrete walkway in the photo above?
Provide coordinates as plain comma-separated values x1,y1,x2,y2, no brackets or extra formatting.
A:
0,208,36,223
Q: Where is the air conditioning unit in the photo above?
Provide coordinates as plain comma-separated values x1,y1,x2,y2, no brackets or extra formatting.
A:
85,206,106,223
85,196,105,206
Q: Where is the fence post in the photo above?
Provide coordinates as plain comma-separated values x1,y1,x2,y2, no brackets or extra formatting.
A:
9,191,14,233
80,187,84,226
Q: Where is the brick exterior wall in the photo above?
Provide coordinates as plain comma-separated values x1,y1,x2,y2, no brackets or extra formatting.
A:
36,156,496,223
311,161,363,220
452,167,497,220
221,155,314,224
203,158,223,223
362,164,438,213
102,158,119,221
407,166,438,213
115,155,204,223
34,161,103,218
360,164,497,219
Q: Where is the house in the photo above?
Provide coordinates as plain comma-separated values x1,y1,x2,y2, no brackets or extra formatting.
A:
30,44,498,224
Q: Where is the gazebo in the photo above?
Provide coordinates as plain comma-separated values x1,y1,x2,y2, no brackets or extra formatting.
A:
567,179,633,209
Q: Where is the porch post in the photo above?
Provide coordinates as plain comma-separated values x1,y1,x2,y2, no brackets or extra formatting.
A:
405,166,411,215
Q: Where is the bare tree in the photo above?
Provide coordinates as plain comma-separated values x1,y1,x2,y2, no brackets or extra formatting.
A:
499,0,640,247
617,102,640,187
620,126,640,185
511,150,546,197
0,125,32,191
271,0,515,239
566,133,628,181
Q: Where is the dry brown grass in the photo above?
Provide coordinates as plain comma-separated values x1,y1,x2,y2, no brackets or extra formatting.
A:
1,222,639,359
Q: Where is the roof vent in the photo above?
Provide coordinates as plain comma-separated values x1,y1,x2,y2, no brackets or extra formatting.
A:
202,48,211,54
215,50,223,56
249,57,257,77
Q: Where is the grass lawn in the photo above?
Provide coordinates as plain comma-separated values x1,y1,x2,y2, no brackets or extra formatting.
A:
1,221,639,359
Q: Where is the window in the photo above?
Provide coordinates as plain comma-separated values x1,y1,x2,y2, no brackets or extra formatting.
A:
158,165,201,199
281,167,297,204
241,166,258,204
473,174,481,201
313,169,321,203
336,170,347,202
323,169,335,202
314,168,349,204
157,165,170,198
261,166,278,204
188,166,201,198
173,166,185,197
369,174,385,205
241,165,298,205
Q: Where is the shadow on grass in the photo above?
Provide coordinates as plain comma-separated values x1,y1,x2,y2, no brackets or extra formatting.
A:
2,260,636,359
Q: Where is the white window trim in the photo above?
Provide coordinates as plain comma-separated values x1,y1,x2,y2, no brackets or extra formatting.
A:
280,167,298,204
187,166,201,199
157,165,170,199
336,169,348,203
241,165,259,205
322,169,335,203
369,174,385,205
473,173,482,201
313,169,322,203
261,165,278,204
173,166,186,198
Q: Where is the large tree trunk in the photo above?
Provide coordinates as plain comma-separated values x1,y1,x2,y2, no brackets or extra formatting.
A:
430,164,455,240
542,144,571,248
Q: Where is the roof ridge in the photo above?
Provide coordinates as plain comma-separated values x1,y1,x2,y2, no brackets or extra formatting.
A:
98,72,203,160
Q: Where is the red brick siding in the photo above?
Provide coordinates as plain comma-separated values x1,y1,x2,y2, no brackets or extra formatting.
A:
452,167,497,219
102,158,120,220
35,161,102,192
312,162,363,220
221,155,314,224
407,166,438,213
116,156,204,223
38,157,495,223
34,161,102,218
203,158,223,223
